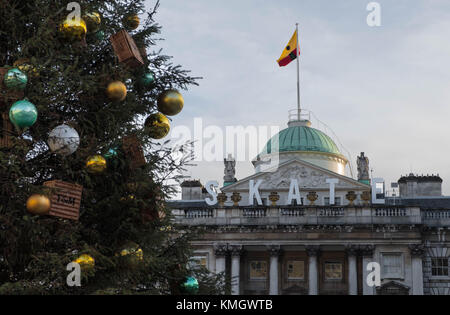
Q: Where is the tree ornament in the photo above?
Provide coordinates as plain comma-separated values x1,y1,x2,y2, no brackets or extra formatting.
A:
110,30,144,68
83,12,101,33
73,254,95,270
182,277,199,294
4,68,28,90
26,194,51,215
157,89,184,116
106,81,127,102
104,148,118,160
47,124,80,156
94,30,105,41
123,14,140,30
140,72,155,87
13,59,39,77
59,17,87,41
120,246,144,261
145,113,170,139
44,180,83,221
86,155,107,174
9,99,37,129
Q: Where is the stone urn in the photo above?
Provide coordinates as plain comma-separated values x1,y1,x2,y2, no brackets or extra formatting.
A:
307,191,318,205
269,192,280,206
361,191,371,205
231,192,242,207
345,191,357,206
217,193,227,207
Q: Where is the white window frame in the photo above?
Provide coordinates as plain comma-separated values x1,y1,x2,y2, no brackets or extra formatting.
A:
381,252,404,280
431,257,449,279
323,196,342,206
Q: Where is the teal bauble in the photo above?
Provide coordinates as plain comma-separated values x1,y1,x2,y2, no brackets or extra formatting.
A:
140,72,155,87
104,148,118,160
182,277,199,294
95,30,105,41
4,68,28,90
9,100,38,129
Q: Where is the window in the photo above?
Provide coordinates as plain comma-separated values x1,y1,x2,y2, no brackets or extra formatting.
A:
290,198,304,206
382,253,404,279
249,261,267,280
324,262,343,280
253,198,267,206
432,258,449,277
324,197,341,206
190,255,208,270
287,260,305,280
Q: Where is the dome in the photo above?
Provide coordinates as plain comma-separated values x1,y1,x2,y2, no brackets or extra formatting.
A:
260,124,341,156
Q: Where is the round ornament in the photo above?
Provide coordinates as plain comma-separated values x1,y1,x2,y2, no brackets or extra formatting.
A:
47,124,80,156
26,194,51,215
182,277,199,294
13,59,39,77
106,81,127,102
9,99,38,129
140,72,155,87
4,68,28,90
86,155,107,174
104,148,118,160
124,14,140,30
94,30,105,41
144,113,170,139
157,89,184,116
120,246,144,261
83,12,101,32
74,254,95,270
59,17,87,41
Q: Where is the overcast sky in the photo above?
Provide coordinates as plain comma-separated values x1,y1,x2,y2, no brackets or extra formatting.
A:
146,0,450,196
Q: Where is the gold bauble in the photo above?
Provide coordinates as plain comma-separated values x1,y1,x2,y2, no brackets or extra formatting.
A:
119,244,144,262
74,254,95,270
59,18,87,41
106,81,127,102
13,59,39,78
83,12,101,32
145,113,170,139
86,155,107,174
124,14,140,30
157,89,184,116
26,194,51,215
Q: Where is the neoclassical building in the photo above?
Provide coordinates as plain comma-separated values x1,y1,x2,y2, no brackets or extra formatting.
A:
169,112,450,295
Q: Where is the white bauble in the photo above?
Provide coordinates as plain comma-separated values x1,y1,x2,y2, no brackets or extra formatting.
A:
48,124,80,156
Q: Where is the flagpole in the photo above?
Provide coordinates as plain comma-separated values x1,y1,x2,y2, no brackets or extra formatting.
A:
296,23,301,119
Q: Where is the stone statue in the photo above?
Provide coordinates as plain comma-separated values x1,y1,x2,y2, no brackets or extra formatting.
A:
224,154,237,183
357,152,370,180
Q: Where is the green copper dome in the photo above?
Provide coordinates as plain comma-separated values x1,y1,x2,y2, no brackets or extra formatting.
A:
261,124,341,155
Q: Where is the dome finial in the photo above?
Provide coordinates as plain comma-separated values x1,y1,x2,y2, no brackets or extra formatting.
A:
288,108,311,127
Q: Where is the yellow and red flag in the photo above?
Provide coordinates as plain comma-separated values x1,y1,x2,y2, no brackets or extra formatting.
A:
277,30,300,67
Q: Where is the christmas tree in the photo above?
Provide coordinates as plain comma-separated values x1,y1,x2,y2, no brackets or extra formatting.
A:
0,0,224,294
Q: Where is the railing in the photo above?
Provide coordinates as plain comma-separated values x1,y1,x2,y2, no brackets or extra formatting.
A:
242,208,267,218
422,210,450,219
319,207,345,217
280,208,305,217
172,206,450,227
374,207,407,217
184,209,214,218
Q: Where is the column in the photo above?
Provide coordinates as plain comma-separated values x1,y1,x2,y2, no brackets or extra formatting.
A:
409,244,424,295
360,245,375,295
346,245,358,295
230,245,243,295
214,243,227,275
268,245,281,295
306,245,320,295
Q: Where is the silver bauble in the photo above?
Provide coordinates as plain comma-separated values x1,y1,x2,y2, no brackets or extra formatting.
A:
48,124,80,156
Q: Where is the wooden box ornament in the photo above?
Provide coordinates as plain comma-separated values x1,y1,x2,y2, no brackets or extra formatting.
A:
43,180,83,221
0,67,24,104
122,135,146,169
110,30,144,68
0,112,13,148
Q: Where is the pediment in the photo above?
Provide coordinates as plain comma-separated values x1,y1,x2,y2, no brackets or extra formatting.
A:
222,158,369,192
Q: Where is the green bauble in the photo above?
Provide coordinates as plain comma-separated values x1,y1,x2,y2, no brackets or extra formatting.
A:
9,99,38,129
104,148,118,160
140,72,155,87
95,30,105,41
4,68,28,90
182,277,199,294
